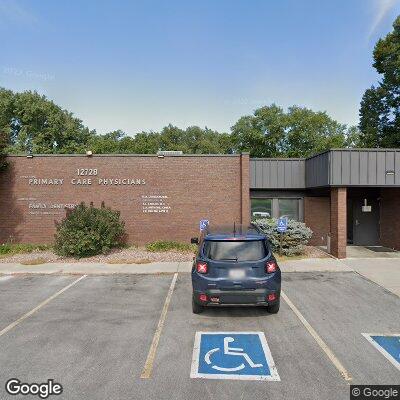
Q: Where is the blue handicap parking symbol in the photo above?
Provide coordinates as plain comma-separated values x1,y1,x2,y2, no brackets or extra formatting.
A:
362,333,400,371
277,217,288,233
199,219,209,231
190,332,280,380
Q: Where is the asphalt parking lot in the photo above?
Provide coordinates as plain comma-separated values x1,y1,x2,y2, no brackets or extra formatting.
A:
0,272,399,400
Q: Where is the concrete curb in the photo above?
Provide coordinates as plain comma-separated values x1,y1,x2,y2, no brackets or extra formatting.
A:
0,258,352,275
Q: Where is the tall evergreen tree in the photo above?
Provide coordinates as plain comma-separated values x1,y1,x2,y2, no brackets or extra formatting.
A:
359,16,400,147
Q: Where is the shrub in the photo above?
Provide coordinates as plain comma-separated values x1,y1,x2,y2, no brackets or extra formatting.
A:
54,203,125,258
253,218,313,256
146,240,196,253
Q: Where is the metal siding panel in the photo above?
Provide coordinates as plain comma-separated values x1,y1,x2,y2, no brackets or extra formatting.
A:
350,151,360,185
284,161,291,188
277,161,285,188
307,158,315,187
256,160,264,188
253,150,400,188
291,162,297,187
367,152,377,184
376,152,386,185
323,153,329,185
261,160,267,188
270,161,278,188
299,160,305,187
385,151,395,185
318,157,323,185
341,151,351,185
250,161,258,188
330,151,341,185
268,160,274,188
253,160,258,188
396,152,400,185
313,158,318,186
359,152,368,185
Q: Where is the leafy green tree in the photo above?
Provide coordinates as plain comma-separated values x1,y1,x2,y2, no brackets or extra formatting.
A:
359,16,400,147
231,104,356,158
0,88,94,154
284,106,349,157
87,130,127,154
231,104,287,157
87,124,233,155
0,130,8,170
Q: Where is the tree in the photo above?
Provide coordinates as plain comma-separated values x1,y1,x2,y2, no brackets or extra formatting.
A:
231,104,355,158
231,104,287,158
0,130,8,170
284,106,349,157
359,16,400,147
87,124,233,155
0,88,94,154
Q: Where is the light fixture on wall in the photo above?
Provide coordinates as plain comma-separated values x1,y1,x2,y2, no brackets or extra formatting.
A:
386,170,395,176
362,199,372,213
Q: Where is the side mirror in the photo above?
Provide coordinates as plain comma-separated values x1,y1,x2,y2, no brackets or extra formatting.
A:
191,237,199,244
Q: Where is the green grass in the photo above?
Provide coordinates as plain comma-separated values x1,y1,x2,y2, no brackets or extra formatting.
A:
0,243,52,256
145,241,197,253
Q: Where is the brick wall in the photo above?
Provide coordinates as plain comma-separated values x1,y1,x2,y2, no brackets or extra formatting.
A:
240,153,250,226
380,188,400,250
330,187,347,258
0,155,249,245
304,197,330,246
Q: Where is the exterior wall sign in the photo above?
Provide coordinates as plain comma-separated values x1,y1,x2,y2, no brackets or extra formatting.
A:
0,154,246,245
24,168,146,187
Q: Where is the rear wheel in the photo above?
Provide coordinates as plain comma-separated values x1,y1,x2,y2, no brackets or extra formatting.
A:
266,299,280,314
192,298,204,314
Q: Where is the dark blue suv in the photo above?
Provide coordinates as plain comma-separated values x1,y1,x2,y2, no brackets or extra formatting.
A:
191,224,281,314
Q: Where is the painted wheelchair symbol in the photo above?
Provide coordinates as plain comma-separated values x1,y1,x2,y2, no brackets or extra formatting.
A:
204,336,263,372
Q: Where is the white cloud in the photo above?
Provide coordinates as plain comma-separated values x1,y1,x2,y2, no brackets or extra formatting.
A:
368,0,399,39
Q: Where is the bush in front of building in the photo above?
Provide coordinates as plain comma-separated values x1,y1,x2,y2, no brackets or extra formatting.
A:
54,203,125,258
253,218,313,256
146,240,197,253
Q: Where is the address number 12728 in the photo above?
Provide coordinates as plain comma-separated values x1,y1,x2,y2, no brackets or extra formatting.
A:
76,168,98,176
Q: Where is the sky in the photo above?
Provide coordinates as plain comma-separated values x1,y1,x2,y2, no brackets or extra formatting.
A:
0,0,399,135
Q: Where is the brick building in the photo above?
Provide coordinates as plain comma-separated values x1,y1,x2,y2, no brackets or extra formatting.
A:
0,149,399,258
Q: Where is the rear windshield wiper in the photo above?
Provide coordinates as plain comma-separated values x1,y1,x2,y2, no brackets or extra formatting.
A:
219,257,238,261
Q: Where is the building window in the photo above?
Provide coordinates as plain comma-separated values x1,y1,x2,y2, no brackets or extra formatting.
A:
251,197,302,221
251,198,272,219
278,199,299,221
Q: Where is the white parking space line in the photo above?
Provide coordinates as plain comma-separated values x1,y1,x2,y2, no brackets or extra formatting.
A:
0,275,87,339
281,290,352,382
140,272,178,379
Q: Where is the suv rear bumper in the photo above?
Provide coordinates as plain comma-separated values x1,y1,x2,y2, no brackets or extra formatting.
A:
193,288,280,306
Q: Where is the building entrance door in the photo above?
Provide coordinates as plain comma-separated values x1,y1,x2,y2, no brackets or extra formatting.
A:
352,198,380,246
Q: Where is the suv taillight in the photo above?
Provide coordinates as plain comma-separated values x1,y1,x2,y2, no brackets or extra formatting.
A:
266,261,277,274
196,261,208,274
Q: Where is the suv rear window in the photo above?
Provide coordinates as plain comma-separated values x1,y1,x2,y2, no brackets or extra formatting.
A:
203,240,267,262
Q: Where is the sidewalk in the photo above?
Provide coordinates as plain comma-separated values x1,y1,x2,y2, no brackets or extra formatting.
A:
0,258,350,275
343,258,400,297
0,261,192,275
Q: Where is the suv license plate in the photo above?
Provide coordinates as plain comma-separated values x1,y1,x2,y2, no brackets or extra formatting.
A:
229,269,246,280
